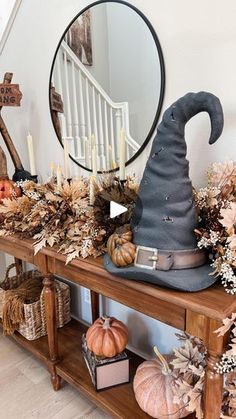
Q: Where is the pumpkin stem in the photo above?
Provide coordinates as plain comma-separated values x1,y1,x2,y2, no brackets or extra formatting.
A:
102,316,110,329
153,346,171,374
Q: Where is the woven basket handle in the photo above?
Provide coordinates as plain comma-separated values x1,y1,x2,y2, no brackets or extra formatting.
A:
5,263,22,281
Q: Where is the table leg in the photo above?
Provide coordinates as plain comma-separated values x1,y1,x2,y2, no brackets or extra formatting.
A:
186,310,227,419
90,290,99,322
204,351,223,419
43,274,61,391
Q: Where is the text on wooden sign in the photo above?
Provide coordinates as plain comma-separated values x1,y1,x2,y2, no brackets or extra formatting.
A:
0,84,22,106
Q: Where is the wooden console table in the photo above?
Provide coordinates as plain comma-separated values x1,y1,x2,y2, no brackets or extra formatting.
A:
0,236,235,419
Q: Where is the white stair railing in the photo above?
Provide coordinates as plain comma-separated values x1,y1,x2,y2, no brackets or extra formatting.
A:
52,40,140,171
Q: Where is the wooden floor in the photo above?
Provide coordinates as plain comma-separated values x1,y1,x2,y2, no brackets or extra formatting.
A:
0,334,111,419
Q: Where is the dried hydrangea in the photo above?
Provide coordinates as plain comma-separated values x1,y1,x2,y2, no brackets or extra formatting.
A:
195,160,236,294
216,354,236,374
214,313,236,375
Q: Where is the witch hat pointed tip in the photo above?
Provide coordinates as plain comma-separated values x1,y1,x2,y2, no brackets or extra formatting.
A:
209,137,217,145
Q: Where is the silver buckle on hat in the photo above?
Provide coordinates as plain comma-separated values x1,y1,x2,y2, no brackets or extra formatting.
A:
134,245,158,270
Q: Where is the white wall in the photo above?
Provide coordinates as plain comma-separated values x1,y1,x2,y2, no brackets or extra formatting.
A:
89,3,110,93
0,0,15,37
106,2,160,145
0,0,236,357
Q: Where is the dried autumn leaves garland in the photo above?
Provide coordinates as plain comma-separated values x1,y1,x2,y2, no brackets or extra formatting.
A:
0,159,235,292
195,160,236,294
171,333,206,419
0,176,138,263
213,314,236,417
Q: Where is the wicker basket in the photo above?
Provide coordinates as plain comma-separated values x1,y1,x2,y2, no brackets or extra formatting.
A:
0,263,71,340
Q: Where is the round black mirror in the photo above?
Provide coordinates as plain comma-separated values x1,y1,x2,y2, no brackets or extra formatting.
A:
49,0,165,174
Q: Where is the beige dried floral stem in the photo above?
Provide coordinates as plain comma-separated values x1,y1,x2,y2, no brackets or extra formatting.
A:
195,160,236,294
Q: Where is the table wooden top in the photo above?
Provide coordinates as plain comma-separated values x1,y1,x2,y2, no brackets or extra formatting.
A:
0,235,236,323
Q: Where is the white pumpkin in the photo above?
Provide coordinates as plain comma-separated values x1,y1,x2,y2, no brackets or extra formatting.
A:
133,347,189,419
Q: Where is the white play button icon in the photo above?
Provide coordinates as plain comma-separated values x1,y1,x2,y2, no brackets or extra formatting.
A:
110,201,128,218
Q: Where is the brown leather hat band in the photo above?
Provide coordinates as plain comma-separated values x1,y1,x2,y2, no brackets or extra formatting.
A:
134,246,206,271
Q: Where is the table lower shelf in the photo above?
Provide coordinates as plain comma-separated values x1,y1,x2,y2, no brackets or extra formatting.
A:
5,318,196,419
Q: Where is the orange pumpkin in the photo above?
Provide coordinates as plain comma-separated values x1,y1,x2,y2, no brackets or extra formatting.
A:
111,242,136,267
0,178,21,203
133,347,189,419
107,229,132,256
86,316,129,358
107,229,136,267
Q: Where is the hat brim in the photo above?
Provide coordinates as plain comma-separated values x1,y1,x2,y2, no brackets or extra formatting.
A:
103,254,218,292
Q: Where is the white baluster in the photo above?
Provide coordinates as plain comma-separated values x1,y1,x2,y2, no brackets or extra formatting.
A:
78,69,87,160
85,78,92,138
115,108,122,166
92,86,99,169
92,87,98,141
71,61,81,158
63,51,73,140
109,107,116,162
84,79,92,169
103,102,109,170
98,94,106,170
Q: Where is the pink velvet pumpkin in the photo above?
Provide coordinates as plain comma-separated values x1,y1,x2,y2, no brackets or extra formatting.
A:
133,348,189,419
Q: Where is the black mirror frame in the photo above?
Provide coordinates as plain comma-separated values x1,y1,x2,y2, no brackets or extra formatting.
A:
49,0,165,173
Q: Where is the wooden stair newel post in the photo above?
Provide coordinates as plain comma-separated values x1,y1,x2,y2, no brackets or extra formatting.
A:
186,310,229,419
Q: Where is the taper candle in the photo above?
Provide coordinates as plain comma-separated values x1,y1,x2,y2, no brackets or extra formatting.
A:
108,145,113,170
56,165,62,187
27,133,36,176
119,128,126,180
61,117,67,139
63,139,70,179
50,162,55,178
109,145,117,170
91,134,97,177
89,174,96,205
84,137,90,168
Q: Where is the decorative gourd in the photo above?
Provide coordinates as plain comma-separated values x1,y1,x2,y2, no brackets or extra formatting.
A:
0,146,21,202
86,316,128,358
133,347,189,419
111,242,136,267
0,178,21,202
107,229,132,256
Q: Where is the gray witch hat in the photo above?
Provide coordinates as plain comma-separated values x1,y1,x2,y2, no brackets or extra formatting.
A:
104,92,224,292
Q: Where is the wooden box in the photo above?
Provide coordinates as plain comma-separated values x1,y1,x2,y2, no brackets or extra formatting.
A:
82,334,130,391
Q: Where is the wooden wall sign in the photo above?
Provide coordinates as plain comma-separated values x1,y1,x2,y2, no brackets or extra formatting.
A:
50,86,64,113
0,83,22,106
